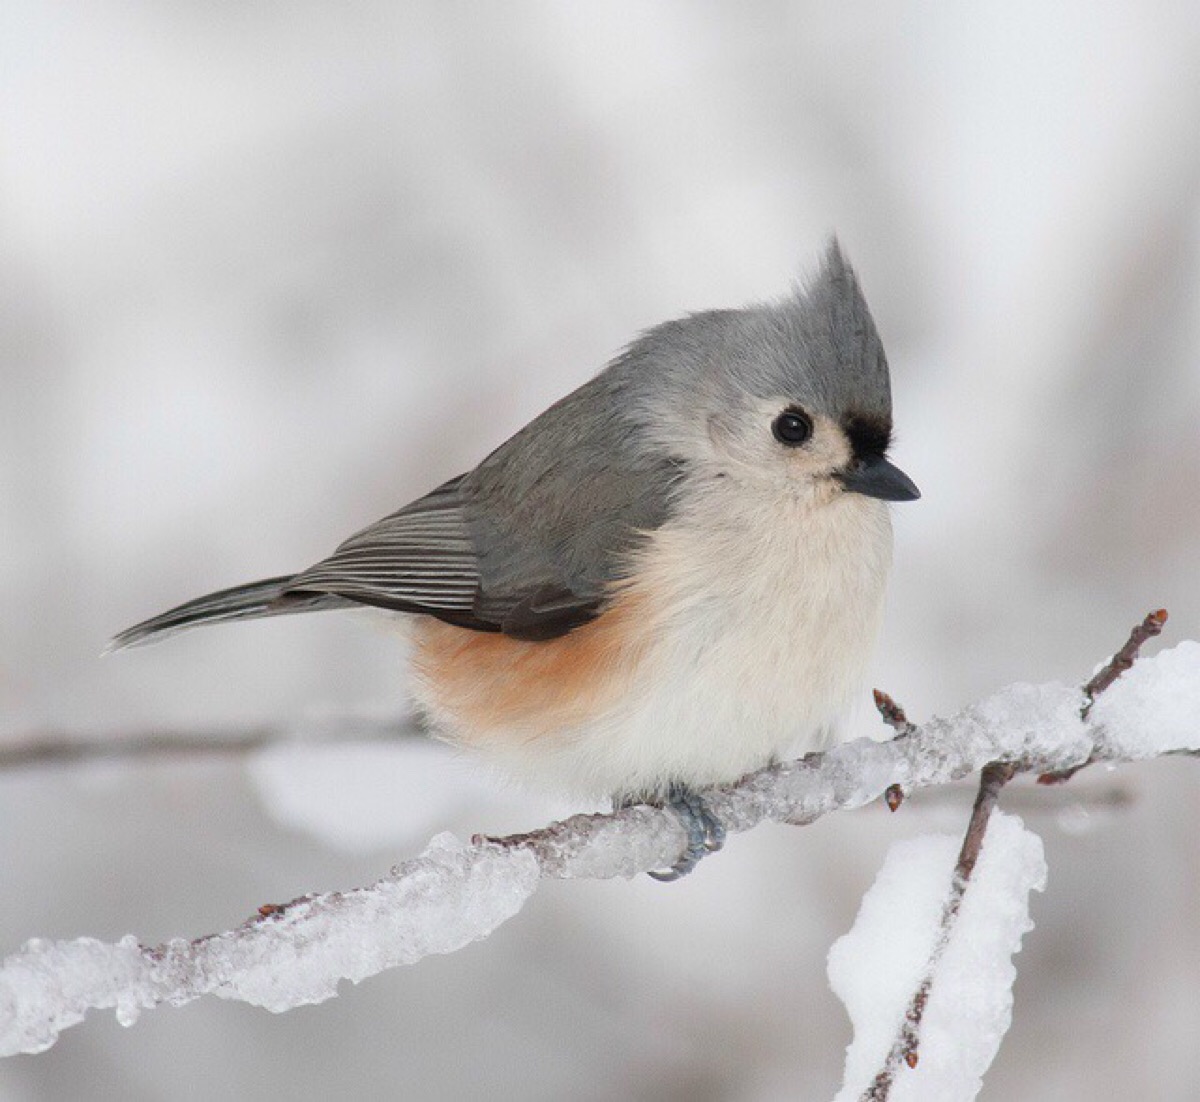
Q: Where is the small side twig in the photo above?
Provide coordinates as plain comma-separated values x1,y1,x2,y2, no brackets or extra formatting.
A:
1081,608,1169,715
874,689,915,812
873,689,915,736
1040,608,1168,784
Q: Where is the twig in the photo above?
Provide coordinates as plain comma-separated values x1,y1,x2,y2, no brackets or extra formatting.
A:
0,714,422,772
863,763,1017,1098
1040,608,1168,784
1082,608,1169,715
864,609,1169,1098
900,779,1135,815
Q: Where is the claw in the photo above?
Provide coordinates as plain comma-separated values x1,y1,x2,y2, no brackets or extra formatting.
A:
644,786,726,882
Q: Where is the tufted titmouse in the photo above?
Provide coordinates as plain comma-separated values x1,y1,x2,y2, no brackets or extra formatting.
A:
113,241,919,878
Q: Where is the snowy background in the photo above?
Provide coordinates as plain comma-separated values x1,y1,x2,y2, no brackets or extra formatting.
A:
3,2,1200,1099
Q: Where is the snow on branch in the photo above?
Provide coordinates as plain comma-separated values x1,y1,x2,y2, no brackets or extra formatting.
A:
2,622,1199,1060
842,609,1178,1101
830,811,1047,1101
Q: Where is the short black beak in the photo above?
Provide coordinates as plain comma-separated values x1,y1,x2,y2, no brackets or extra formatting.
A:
838,455,921,502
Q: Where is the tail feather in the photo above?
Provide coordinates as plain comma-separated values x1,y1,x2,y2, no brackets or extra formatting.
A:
107,576,351,653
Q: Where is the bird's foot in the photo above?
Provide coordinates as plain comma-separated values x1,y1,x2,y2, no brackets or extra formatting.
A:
616,785,726,882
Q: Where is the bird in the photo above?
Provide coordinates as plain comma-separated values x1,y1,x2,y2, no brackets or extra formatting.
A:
112,240,919,879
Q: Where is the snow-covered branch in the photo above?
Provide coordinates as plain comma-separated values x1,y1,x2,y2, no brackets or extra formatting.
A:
844,609,1178,1101
2,632,1198,1060
830,810,1047,1101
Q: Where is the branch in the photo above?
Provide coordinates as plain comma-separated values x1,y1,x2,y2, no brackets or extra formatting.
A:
0,712,422,772
829,810,1046,1102
3,629,1199,1058
863,609,1173,1099
864,762,1017,1099
902,778,1135,815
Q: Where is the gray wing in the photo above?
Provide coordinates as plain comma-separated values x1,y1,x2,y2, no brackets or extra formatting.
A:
110,477,491,650
284,475,494,631
286,374,681,640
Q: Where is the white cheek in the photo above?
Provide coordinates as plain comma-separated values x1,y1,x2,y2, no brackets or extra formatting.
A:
711,409,852,491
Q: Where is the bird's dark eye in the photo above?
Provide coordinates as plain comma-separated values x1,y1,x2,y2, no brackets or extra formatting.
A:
772,408,813,447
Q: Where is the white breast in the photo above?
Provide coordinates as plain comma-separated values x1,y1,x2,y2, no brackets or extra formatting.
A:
502,485,894,799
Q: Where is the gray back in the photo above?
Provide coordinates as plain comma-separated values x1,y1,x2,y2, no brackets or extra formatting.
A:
285,241,891,638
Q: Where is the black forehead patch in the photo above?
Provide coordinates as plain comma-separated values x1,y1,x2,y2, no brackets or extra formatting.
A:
843,414,892,459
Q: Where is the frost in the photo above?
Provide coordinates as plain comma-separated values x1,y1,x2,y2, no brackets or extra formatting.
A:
0,936,147,1055
1088,642,1200,758
829,813,1046,1101
968,681,1090,763
0,835,539,1056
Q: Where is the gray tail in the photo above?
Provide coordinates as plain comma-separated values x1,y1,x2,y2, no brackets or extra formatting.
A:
107,576,351,653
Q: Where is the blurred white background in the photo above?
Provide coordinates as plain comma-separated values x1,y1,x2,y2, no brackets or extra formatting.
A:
3,2,1200,1099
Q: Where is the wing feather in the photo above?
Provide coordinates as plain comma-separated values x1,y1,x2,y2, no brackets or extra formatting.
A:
284,371,681,639
284,475,490,623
